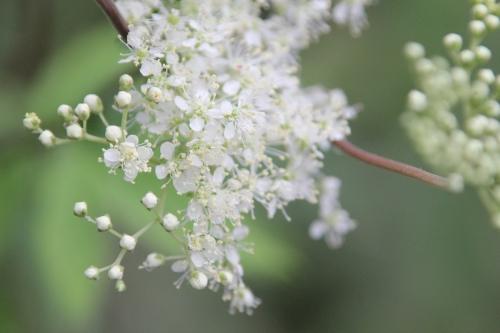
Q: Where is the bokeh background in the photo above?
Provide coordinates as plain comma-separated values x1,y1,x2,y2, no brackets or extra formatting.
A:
2,1,500,332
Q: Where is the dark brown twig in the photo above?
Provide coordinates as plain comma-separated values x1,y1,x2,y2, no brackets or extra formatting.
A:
333,140,449,190
96,0,129,40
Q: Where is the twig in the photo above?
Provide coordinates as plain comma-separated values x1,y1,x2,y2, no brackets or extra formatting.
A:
333,140,450,190
96,0,129,40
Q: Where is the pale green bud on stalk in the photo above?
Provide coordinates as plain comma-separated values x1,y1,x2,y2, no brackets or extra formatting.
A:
404,42,425,60
147,86,163,103
38,130,56,147
84,94,104,113
96,215,112,232
407,90,428,112
141,192,158,210
57,104,74,120
478,69,495,84
189,271,208,290
108,265,124,280
84,266,100,280
119,74,134,91
105,125,123,143
472,4,489,19
115,91,132,108
443,33,463,51
485,14,500,30
120,234,137,251
66,123,84,139
475,45,492,63
75,103,91,121
469,20,487,37
73,202,88,217
115,280,126,292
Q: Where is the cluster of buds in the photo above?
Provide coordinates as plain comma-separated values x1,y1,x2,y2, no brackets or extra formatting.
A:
403,0,500,223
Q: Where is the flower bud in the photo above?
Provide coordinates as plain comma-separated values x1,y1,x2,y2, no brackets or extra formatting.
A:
141,192,158,209
119,74,134,91
459,49,475,66
105,125,123,143
120,234,137,251
57,104,73,119
39,130,56,147
115,91,132,108
469,20,486,36
478,69,495,84
140,253,165,271
218,270,234,286
23,113,41,131
162,213,180,231
66,123,84,139
475,45,492,63
95,215,112,231
84,266,99,280
84,94,104,113
404,42,425,60
147,86,163,103
485,15,500,30
189,271,208,290
443,33,462,51
447,173,464,193
407,90,428,112
75,103,91,121
115,280,127,292
108,265,124,280
73,202,88,217
472,4,488,19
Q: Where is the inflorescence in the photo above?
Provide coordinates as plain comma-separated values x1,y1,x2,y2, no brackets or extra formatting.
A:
403,0,500,225
24,0,375,314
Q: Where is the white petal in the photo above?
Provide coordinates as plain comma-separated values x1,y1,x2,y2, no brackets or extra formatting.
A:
160,142,176,160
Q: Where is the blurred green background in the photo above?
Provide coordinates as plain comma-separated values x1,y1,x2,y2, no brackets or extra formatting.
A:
2,1,500,332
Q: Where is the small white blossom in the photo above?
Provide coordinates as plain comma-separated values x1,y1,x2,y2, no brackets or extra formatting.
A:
103,135,153,182
140,253,165,271
333,0,374,36
23,113,41,131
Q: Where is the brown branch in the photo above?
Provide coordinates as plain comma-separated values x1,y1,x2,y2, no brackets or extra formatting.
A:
96,0,129,40
333,140,450,190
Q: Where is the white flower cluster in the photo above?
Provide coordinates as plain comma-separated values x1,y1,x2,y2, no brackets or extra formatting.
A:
24,0,371,314
403,1,500,223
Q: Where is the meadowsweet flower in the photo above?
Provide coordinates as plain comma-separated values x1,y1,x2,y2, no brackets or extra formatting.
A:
102,135,153,182
27,0,377,315
84,266,100,280
73,202,88,217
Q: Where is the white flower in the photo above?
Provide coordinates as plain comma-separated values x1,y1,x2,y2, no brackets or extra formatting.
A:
73,202,88,217
141,191,158,209
103,135,153,182
96,215,112,232
227,286,261,315
310,177,356,248
120,234,137,251
162,213,180,231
